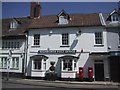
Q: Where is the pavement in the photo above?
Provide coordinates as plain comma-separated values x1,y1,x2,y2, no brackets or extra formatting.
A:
1,78,120,89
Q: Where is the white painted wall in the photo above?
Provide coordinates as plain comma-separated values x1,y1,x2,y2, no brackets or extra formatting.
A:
107,28,119,51
26,26,109,78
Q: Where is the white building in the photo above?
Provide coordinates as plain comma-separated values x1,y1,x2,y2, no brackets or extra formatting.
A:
1,2,120,81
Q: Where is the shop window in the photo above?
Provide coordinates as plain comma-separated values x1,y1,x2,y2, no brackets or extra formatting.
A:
63,60,72,71
0,57,7,68
33,59,41,70
12,57,19,69
43,59,46,70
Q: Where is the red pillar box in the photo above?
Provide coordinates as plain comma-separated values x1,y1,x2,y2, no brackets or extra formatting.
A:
79,67,84,81
88,67,93,81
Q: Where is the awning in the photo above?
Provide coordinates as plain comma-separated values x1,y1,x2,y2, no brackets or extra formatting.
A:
58,55,79,59
30,55,48,59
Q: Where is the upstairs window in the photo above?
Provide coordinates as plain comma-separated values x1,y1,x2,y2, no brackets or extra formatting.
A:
111,14,119,22
33,34,40,46
62,33,69,46
59,16,68,25
2,41,20,49
95,32,103,45
10,21,18,29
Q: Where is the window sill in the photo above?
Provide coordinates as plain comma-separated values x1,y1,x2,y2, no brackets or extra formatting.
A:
62,71,77,73
94,44,104,47
0,68,7,69
31,46,40,48
10,68,19,70
32,69,46,72
60,45,70,47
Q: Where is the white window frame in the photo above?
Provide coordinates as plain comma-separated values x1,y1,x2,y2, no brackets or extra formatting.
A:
0,57,7,69
59,16,68,25
62,59,77,72
94,32,103,46
111,14,119,22
10,21,18,29
32,59,42,70
2,41,20,49
33,34,40,46
61,33,69,46
11,57,19,69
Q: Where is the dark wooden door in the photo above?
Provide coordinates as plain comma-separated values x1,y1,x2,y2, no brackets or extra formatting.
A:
95,63,104,81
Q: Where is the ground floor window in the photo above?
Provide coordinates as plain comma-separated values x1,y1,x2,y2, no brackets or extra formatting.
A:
63,60,72,71
33,59,41,70
12,57,19,69
0,57,7,68
62,59,77,71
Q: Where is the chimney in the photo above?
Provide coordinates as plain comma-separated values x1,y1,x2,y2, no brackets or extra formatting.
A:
30,2,41,18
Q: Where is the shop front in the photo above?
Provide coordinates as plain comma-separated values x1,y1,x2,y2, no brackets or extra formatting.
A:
109,51,120,82
30,55,48,78
58,55,79,80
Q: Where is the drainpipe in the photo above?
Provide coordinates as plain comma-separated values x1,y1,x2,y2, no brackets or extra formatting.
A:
24,31,28,78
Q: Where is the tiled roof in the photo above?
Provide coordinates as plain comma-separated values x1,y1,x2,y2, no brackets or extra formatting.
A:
28,13,102,29
2,17,32,38
2,13,102,37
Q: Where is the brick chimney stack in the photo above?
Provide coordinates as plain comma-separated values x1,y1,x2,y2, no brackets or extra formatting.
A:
30,2,41,18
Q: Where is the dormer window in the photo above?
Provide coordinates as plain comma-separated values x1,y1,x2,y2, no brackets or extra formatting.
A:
10,21,18,29
59,16,68,25
58,10,69,25
111,14,119,22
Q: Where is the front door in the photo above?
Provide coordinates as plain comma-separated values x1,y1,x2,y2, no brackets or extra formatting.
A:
95,60,104,81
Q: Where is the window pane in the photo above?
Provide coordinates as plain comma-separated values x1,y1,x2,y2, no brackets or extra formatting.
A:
95,32,103,44
33,60,41,70
62,33,69,45
2,57,7,68
34,34,40,45
63,60,72,71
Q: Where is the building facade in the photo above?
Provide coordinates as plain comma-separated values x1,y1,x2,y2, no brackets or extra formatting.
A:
1,2,120,82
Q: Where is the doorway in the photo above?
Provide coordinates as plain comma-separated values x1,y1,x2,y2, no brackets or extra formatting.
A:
94,60,104,81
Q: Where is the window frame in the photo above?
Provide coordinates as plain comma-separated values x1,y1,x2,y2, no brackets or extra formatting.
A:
94,32,103,46
0,57,7,69
111,14,119,22
62,59,77,72
33,34,40,46
32,59,42,70
11,57,19,69
61,33,69,46
59,16,68,25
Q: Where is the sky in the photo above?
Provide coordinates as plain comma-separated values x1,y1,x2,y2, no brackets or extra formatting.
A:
2,2,120,18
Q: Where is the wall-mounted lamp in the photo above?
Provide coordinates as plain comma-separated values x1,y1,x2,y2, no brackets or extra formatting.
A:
49,30,53,35
76,30,81,36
